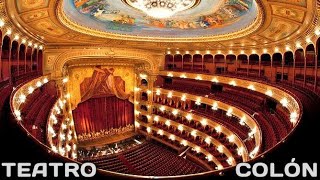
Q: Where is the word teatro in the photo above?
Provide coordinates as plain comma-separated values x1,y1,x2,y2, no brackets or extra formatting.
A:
1,162,96,178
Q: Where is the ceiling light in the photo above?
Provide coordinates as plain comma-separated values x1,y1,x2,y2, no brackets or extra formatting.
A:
126,0,198,19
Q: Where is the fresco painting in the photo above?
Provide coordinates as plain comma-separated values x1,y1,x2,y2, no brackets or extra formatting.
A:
66,0,258,37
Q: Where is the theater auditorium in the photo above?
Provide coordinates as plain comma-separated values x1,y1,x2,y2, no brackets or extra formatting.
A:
0,0,319,179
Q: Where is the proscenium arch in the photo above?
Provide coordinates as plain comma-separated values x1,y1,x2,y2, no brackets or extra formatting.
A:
52,49,158,77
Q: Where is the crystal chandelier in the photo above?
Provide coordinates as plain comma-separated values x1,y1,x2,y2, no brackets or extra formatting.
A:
126,0,198,19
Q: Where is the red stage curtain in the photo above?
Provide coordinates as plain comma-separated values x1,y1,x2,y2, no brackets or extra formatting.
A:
72,96,134,134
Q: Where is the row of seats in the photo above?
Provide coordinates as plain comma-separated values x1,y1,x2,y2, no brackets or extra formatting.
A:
84,141,204,176
158,78,293,153
20,81,57,143
152,109,243,164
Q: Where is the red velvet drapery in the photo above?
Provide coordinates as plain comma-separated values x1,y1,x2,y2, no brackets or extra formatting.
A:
72,96,134,134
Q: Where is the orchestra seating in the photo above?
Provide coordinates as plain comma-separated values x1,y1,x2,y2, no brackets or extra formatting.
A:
83,141,205,176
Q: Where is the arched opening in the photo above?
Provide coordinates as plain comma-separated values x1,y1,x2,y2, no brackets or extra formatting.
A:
295,49,304,67
193,54,202,63
183,54,191,62
214,54,224,63
26,46,32,72
183,54,192,71
141,79,148,86
193,54,202,72
306,44,315,67
141,92,148,101
238,54,248,64
11,41,19,76
32,49,38,71
272,53,282,67
1,36,11,80
284,51,294,67
294,49,305,83
237,54,248,74
226,55,236,64
249,54,259,65
204,54,213,63
165,54,173,70
19,44,26,75
261,54,271,66
38,50,43,73
317,38,320,66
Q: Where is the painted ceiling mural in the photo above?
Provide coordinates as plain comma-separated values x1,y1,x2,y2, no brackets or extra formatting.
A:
64,0,258,38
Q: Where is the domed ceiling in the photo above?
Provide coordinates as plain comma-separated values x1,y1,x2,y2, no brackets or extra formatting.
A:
63,0,258,38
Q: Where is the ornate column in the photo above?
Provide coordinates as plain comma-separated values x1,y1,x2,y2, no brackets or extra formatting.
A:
293,54,296,85
314,54,318,90
281,53,284,81
304,50,307,87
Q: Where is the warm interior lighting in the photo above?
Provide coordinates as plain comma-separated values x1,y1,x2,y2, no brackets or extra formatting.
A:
172,109,178,116
43,78,49,84
195,97,201,105
194,146,200,153
280,98,289,107
158,129,164,136
127,0,197,19
62,77,69,83
181,94,186,101
178,124,184,131
181,140,188,146
180,74,187,78
146,127,151,133
211,77,219,83
165,120,171,127
228,135,235,143
36,81,42,87
160,106,166,112
212,102,218,110
248,127,257,138
135,121,140,128
135,110,141,116
186,114,192,121
167,72,173,77
237,147,244,156
147,90,152,94
240,116,246,126
248,84,255,91
195,75,202,80
154,116,159,122
139,73,147,79
226,108,233,117
156,89,161,95
207,155,213,162
191,130,197,137
217,145,224,153
201,119,207,126
134,87,141,92
215,126,222,133
19,94,26,103
265,90,273,97
0,19,4,27
227,157,234,165
169,134,175,141
229,80,237,86
250,146,260,159
167,91,173,98
290,111,298,124
205,137,211,144
6,29,12,35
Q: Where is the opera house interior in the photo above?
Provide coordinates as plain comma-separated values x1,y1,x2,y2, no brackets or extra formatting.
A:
0,0,320,179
